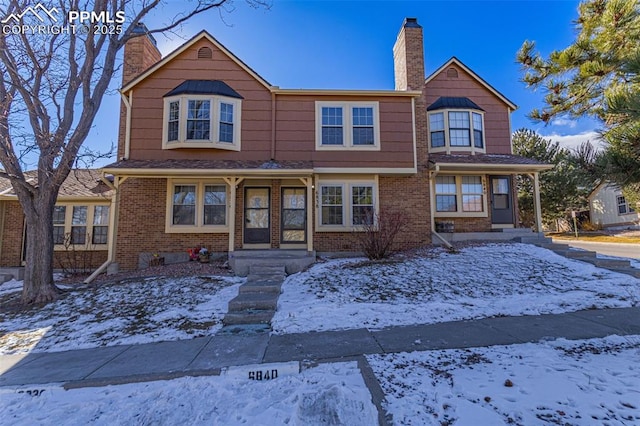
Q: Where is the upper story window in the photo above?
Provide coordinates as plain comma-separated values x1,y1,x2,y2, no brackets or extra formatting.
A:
427,97,485,154
316,102,380,150
163,80,243,151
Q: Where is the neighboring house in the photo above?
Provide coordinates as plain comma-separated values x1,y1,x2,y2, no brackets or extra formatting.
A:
589,182,640,228
0,170,114,271
97,18,549,273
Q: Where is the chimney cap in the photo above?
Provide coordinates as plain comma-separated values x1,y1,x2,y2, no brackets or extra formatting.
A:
403,17,421,28
132,22,157,47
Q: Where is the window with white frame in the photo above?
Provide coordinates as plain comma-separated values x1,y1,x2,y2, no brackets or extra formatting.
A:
318,182,377,229
163,95,241,151
316,102,380,150
428,110,485,151
435,175,486,215
167,181,228,233
617,195,635,215
52,204,110,248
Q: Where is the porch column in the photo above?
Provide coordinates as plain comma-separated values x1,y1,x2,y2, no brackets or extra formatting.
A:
303,177,314,252
224,177,243,253
532,172,543,233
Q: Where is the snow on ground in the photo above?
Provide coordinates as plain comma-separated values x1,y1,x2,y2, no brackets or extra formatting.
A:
0,361,378,426
0,275,244,354
1,336,639,425
272,243,640,334
368,335,640,425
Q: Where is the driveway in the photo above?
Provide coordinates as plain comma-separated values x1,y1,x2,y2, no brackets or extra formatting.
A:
552,239,640,259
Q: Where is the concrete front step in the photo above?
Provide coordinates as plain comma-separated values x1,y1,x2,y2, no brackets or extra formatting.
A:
610,268,640,278
536,243,570,251
516,236,552,244
239,280,282,294
229,250,315,276
223,310,275,325
561,250,597,259
249,265,286,276
584,258,631,269
228,292,279,312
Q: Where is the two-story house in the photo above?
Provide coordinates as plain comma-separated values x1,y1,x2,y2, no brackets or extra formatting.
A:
0,18,550,278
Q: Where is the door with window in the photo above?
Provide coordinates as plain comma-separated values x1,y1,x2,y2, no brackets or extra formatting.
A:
281,188,306,244
244,188,270,244
490,176,514,225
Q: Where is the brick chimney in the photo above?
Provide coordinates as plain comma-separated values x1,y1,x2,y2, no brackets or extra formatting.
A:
393,18,425,91
122,23,161,86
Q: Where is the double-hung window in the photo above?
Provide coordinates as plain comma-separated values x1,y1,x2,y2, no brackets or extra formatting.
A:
52,204,110,249
435,176,486,216
163,95,242,151
617,195,635,215
318,181,377,230
166,181,228,233
316,102,380,150
428,110,485,152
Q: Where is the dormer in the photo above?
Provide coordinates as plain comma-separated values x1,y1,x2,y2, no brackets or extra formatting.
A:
427,96,485,154
162,80,243,152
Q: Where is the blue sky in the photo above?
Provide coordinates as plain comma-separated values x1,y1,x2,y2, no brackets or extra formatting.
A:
88,0,599,164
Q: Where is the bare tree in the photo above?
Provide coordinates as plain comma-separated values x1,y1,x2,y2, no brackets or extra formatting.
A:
0,0,268,304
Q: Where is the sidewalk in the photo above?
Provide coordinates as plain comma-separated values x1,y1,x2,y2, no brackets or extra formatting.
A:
1,306,638,390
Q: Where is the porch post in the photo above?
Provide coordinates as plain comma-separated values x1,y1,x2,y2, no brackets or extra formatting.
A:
224,177,237,253
305,177,314,252
532,172,543,233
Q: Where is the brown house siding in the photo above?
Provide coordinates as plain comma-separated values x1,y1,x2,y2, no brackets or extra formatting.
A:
425,64,512,154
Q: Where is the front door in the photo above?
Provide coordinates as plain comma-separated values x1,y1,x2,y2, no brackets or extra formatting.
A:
490,176,514,225
244,187,270,244
281,187,306,244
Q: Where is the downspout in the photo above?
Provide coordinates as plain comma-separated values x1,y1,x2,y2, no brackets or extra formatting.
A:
121,90,133,160
429,164,454,249
84,175,121,284
270,91,276,160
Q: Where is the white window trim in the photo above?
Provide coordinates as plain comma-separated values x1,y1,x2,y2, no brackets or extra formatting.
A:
616,195,635,215
53,202,111,251
165,179,230,233
162,95,242,151
315,177,379,232
315,101,381,151
428,109,486,155
433,175,488,218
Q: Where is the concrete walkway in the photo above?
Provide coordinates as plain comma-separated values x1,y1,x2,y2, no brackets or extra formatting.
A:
1,307,638,390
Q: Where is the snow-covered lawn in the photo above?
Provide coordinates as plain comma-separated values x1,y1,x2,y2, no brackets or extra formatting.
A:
2,336,639,425
368,335,640,425
0,275,244,354
272,243,640,334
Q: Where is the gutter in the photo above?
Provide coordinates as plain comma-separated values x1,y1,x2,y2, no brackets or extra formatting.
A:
120,91,133,160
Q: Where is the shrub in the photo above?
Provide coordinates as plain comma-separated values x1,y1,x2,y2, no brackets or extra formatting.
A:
353,210,409,260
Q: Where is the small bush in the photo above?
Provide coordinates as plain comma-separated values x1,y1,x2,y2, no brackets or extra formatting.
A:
353,210,409,260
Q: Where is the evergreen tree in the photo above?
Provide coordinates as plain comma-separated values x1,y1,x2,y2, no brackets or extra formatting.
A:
517,0,640,201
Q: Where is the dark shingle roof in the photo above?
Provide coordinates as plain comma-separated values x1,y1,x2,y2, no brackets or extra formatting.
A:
103,159,313,171
427,97,484,111
429,153,548,166
0,169,113,199
164,80,243,99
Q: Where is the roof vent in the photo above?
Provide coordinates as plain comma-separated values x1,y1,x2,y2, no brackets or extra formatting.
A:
197,47,213,59
446,68,458,78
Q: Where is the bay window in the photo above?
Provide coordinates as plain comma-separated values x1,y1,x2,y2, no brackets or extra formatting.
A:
428,110,485,152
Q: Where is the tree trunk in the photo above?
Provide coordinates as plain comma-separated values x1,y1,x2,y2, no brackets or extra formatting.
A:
21,196,59,305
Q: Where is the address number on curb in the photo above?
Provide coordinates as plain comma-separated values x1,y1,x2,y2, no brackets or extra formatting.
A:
223,361,300,381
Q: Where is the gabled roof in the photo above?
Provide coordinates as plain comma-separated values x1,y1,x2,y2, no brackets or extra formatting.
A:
425,57,517,110
427,96,484,111
0,169,113,199
121,31,272,93
164,80,244,98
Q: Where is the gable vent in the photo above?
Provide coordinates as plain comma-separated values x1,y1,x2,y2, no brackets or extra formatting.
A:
197,47,213,59
446,67,458,78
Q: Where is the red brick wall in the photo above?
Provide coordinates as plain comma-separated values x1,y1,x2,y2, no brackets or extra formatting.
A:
0,201,24,267
115,178,228,271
